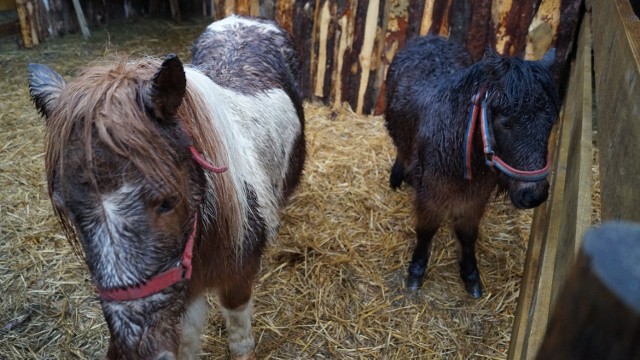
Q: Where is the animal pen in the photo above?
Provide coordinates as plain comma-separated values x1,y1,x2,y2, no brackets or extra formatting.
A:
1,0,638,359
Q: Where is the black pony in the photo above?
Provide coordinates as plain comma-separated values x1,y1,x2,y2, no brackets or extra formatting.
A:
384,36,559,298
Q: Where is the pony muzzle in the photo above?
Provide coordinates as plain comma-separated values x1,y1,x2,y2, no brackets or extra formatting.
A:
510,180,550,209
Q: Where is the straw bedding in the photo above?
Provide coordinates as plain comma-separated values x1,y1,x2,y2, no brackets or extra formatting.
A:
0,18,572,359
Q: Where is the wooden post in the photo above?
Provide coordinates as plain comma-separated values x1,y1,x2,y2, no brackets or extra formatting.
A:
465,0,492,60
592,0,640,223
71,0,90,39
237,0,250,15
525,0,561,60
507,10,593,360
16,0,36,48
490,0,538,55
170,0,182,22
331,0,354,109
536,222,640,359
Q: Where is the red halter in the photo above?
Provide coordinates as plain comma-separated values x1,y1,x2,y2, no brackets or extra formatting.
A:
97,146,227,302
463,90,551,182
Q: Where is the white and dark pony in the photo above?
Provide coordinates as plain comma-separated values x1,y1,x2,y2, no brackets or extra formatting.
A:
28,16,305,360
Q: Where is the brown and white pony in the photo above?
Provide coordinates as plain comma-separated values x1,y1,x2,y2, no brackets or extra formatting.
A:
28,16,305,360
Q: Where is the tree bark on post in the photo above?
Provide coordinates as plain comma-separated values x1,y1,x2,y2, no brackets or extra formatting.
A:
490,0,540,55
16,0,37,48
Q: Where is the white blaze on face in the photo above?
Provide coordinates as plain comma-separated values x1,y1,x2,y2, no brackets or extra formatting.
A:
92,185,142,289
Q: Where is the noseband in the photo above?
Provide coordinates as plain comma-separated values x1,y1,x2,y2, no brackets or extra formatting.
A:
97,146,227,302
463,89,551,182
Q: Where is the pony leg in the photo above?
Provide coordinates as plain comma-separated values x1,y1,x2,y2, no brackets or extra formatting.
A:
218,284,257,360
179,294,208,359
407,203,443,289
452,207,486,298
390,157,405,190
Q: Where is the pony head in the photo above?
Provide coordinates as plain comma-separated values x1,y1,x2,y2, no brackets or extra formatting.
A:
483,48,559,209
29,56,213,358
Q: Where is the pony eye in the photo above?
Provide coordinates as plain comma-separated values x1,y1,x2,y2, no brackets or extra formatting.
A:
157,199,175,214
498,118,512,130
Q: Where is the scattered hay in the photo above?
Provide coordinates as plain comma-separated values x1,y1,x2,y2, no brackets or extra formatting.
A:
0,18,558,359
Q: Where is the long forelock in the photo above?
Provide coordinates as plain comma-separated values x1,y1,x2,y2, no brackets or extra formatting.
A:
495,58,559,116
47,58,188,195
44,58,191,252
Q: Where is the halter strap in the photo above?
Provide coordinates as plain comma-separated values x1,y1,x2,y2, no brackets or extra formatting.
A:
98,211,198,302
464,90,551,182
97,145,227,302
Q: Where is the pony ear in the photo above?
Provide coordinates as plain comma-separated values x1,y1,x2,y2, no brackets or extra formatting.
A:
28,63,67,119
540,48,556,68
484,47,509,80
147,54,186,122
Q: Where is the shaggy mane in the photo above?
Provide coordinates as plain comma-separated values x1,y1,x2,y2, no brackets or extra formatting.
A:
44,57,243,257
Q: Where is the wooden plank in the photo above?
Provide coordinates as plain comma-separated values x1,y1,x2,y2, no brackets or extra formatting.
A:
373,0,410,114
275,0,294,33
354,0,381,114
491,0,539,55
214,0,225,19
519,99,569,360
508,12,593,359
292,0,316,99
271,0,581,114
366,0,390,114
592,0,640,223
236,0,250,14
224,0,235,16
552,0,581,87
313,0,333,98
419,0,452,37
525,0,560,60
342,0,370,112
465,0,492,61
407,0,425,39
552,13,592,306
331,1,353,109
507,178,553,360
71,0,90,39
249,0,259,17
447,0,472,46
16,0,37,48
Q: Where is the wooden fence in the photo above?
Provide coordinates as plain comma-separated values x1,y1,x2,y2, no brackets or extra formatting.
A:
17,0,582,115
509,0,640,357
217,0,583,114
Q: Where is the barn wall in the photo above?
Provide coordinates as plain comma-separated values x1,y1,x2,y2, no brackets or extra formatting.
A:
19,0,582,114
215,0,583,115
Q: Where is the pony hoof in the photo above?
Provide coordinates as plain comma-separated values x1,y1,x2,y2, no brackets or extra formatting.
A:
465,282,482,299
389,160,405,190
389,176,403,190
406,275,424,290
232,351,257,360
464,279,483,298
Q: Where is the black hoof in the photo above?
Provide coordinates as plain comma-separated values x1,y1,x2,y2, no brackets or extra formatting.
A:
464,280,483,298
462,270,483,298
389,160,405,190
390,173,403,190
406,262,426,290
406,274,424,290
